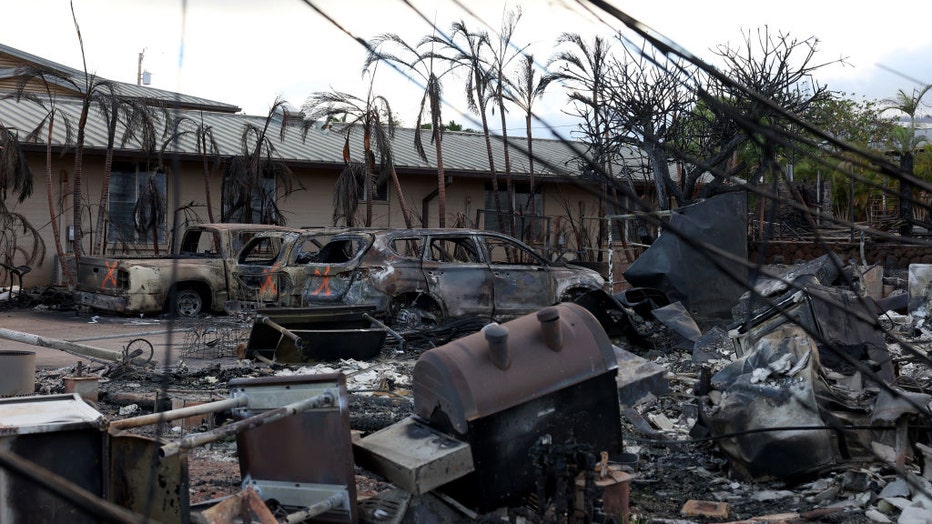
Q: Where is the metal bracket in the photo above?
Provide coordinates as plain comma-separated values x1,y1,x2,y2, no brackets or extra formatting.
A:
245,479,351,521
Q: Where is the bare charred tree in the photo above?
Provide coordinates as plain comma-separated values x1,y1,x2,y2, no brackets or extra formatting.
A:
599,42,697,210
698,28,836,190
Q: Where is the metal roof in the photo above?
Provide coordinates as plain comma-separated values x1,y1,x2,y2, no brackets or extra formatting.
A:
0,42,241,113
0,42,648,181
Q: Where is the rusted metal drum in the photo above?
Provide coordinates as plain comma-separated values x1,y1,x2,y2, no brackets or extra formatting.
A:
413,302,624,512
0,350,35,396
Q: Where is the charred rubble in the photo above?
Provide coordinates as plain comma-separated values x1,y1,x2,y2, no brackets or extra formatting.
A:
1,198,931,523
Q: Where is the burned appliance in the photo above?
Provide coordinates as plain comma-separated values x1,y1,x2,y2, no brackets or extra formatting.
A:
0,394,108,523
411,302,624,513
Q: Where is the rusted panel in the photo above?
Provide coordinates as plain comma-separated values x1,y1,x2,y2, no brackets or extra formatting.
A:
197,487,276,524
109,433,190,523
230,374,358,523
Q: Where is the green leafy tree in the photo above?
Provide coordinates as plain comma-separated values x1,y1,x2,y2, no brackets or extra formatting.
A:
882,83,932,234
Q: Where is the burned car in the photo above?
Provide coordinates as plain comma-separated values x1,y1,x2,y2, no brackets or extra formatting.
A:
230,228,606,327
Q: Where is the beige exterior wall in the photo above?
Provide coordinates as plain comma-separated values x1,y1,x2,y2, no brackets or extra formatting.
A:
4,150,609,288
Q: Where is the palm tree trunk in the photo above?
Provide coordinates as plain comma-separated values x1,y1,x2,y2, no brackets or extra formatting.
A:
389,166,413,228
93,147,115,255
46,124,73,287
497,93,516,239
434,138,446,228
72,104,89,258
201,136,216,223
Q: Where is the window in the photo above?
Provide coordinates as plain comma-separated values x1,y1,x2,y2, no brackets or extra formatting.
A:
108,164,166,244
358,177,389,202
222,171,278,223
482,183,543,235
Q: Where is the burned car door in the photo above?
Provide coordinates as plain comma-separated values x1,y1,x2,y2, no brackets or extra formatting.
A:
480,233,554,319
421,234,493,319
230,232,299,305
302,233,376,306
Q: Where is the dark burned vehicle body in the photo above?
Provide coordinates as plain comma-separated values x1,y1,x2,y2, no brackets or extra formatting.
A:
228,227,349,308
230,228,606,326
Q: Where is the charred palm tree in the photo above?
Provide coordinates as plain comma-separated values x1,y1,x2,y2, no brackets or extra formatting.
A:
92,97,165,254
508,53,555,219
487,7,530,238
882,84,932,236
366,33,453,228
435,20,506,228
0,124,34,205
10,65,77,285
69,3,117,258
0,124,44,275
222,97,303,225
302,87,413,228
133,171,166,255
164,112,220,223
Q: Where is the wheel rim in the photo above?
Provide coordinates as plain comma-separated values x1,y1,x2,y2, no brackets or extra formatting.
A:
176,289,203,317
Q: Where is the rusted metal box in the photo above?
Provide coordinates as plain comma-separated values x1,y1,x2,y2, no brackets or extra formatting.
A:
412,303,624,513
230,374,358,523
0,393,108,523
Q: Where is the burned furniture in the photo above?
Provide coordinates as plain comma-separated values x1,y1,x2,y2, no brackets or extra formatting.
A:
356,303,624,514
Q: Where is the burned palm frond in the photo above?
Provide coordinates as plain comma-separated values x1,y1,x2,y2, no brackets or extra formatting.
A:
0,126,34,205
133,172,166,254
332,162,369,227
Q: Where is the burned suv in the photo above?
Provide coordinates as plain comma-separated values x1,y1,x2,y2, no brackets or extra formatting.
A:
231,228,605,327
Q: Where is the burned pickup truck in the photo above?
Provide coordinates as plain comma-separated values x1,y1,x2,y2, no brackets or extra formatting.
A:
73,223,300,317
230,227,606,327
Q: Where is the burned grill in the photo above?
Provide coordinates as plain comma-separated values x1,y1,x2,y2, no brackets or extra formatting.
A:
412,302,624,512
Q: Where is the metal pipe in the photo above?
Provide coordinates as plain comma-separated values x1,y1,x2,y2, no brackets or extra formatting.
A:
0,327,124,363
110,396,248,430
537,307,563,351
362,312,404,350
67,329,173,343
282,493,346,523
484,324,510,370
258,315,304,350
160,391,334,458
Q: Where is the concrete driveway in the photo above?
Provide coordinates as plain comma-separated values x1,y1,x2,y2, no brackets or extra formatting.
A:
0,307,243,370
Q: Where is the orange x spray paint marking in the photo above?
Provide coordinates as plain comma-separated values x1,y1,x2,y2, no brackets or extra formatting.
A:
259,266,277,296
102,261,119,288
311,266,332,296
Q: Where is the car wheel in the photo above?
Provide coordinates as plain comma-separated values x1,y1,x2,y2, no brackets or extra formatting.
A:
173,288,204,317
390,297,444,330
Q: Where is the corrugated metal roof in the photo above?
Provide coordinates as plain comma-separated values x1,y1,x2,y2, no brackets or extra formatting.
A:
0,42,649,181
0,42,241,113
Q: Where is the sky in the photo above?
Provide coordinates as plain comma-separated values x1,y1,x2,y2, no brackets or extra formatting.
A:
3,0,932,138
